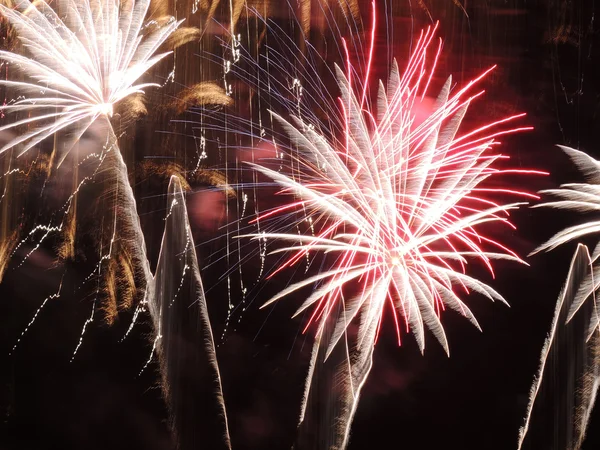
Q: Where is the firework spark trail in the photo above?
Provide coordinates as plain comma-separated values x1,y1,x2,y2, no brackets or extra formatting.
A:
234,13,543,447
518,243,600,450
519,145,600,449
159,175,231,449
530,146,600,335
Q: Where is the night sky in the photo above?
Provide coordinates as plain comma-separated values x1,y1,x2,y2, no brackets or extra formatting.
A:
1,0,600,449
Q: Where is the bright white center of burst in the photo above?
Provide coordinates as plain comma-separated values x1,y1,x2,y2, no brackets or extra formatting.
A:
96,103,113,117
391,256,401,266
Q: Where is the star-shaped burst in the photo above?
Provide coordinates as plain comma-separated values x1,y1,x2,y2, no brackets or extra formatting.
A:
246,23,541,357
0,0,181,164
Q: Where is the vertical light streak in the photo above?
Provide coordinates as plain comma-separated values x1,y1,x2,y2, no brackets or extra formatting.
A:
521,145,600,448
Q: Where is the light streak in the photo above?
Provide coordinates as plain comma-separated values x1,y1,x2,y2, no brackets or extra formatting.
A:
520,145,600,449
10,276,63,356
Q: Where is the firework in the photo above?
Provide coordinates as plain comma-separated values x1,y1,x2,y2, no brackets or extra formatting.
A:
0,2,231,447
0,0,184,342
251,21,537,359
531,146,600,258
520,145,600,450
153,175,231,450
0,0,181,162
518,243,600,450
239,17,541,448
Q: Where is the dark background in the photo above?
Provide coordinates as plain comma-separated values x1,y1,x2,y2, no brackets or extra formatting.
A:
1,0,600,449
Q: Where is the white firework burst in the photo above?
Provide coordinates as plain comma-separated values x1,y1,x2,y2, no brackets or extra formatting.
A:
239,22,541,448
248,28,538,358
0,0,181,163
531,145,600,334
519,146,600,450
533,146,600,253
